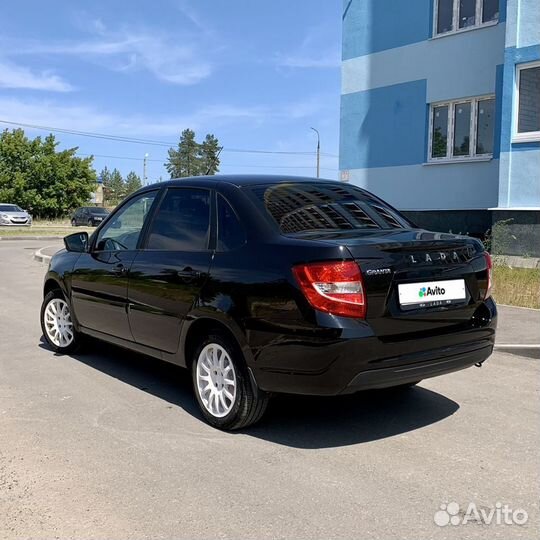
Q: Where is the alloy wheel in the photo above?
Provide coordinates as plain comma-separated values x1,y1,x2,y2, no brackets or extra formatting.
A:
43,298,74,348
196,343,237,418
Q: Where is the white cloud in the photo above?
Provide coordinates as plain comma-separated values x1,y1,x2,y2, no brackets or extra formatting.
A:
0,95,326,139
11,24,213,86
275,25,340,69
0,61,73,92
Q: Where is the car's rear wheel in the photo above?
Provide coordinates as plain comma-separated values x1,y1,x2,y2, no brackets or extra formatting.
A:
40,290,81,354
87,219,93,227
192,332,269,430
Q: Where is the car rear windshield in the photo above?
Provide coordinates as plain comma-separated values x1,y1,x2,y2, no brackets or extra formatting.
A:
90,207,109,214
248,182,412,234
0,204,22,212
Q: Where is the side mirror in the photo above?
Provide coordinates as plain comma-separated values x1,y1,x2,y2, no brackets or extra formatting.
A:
64,232,89,253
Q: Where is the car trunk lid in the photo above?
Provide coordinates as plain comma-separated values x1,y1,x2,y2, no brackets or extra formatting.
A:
300,228,489,337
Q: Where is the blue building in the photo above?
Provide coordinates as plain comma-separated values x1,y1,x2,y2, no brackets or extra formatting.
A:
340,0,540,255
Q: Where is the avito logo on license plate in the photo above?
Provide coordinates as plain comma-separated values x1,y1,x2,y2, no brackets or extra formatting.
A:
398,279,466,308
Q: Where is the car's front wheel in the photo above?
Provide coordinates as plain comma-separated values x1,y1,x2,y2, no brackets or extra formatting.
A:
71,218,76,227
192,332,269,430
40,290,81,354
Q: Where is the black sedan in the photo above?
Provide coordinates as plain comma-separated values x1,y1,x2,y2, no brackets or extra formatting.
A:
71,206,110,227
41,176,496,429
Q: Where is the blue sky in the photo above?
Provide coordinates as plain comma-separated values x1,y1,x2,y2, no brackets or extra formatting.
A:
0,1,341,182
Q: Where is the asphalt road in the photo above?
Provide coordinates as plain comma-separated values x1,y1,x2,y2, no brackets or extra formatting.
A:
1,239,539,540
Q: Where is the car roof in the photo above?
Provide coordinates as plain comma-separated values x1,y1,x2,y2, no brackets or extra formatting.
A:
140,174,339,191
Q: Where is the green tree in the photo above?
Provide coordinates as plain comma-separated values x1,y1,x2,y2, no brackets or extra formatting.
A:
125,171,142,196
0,129,95,219
103,168,125,206
200,133,221,175
98,166,112,186
165,129,221,178
166,128,201,178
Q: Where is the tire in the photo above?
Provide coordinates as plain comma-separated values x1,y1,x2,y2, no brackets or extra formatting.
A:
40,290,82,354
87,219,93,227
71,219,76,227
191,332,269,430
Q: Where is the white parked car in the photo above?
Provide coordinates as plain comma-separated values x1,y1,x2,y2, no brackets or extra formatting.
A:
0,203,32,226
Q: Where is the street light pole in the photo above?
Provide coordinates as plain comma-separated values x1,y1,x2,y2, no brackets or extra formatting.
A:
310,127,320,178
143,153,149,184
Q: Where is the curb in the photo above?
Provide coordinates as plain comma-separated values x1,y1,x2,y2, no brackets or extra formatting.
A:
33,246,58,264
1,235,64,241
494,344,540,359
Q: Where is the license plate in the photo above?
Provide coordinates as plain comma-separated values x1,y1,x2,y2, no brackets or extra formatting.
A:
95,217,103,221
398,279,466,308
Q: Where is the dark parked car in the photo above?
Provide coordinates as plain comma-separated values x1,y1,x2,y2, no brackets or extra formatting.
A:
41,176,496,429
71,206,110,227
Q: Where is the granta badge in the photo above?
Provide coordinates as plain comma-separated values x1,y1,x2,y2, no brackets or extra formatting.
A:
366,268,392,276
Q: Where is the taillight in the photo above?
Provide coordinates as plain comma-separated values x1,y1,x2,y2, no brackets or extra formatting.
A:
484,251,493,299
292,260,366,318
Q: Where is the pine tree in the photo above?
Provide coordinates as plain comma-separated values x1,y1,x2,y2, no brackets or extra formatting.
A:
125,171,142,196
166,129,201,178
200,134,221,175
103,168,125,206
98,166,112,186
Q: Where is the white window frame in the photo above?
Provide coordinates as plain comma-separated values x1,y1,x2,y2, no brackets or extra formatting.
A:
428,95,495,163
433,0,499,38
513,61,540,143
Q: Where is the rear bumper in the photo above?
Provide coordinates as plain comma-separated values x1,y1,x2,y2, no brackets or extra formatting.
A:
343,340,492,393
251,299,497,396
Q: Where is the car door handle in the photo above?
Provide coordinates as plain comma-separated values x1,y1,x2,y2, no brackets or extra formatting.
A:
175,267,201,279
113,263,128,276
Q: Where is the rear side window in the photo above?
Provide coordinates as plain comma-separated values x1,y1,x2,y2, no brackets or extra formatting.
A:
249,182,411,234
146,188,210,251
217,195,246,251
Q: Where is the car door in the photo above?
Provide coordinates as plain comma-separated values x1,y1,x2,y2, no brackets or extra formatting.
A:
74,209,82,225
127,187,213,353
70,191,158,340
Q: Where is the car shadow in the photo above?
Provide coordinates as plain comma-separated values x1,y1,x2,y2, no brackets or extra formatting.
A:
39,337,460,449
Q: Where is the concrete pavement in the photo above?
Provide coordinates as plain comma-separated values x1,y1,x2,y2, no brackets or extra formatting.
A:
1,239,539,539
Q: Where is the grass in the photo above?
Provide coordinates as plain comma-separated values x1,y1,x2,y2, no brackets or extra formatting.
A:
493,265,540,309
0,219,93,237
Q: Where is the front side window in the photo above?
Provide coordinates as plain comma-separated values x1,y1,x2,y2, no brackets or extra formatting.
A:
429,96,495,161
515,63,540,141
217,194,246,251
435,0,498,35
95,191,157,251
146,188,210,251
